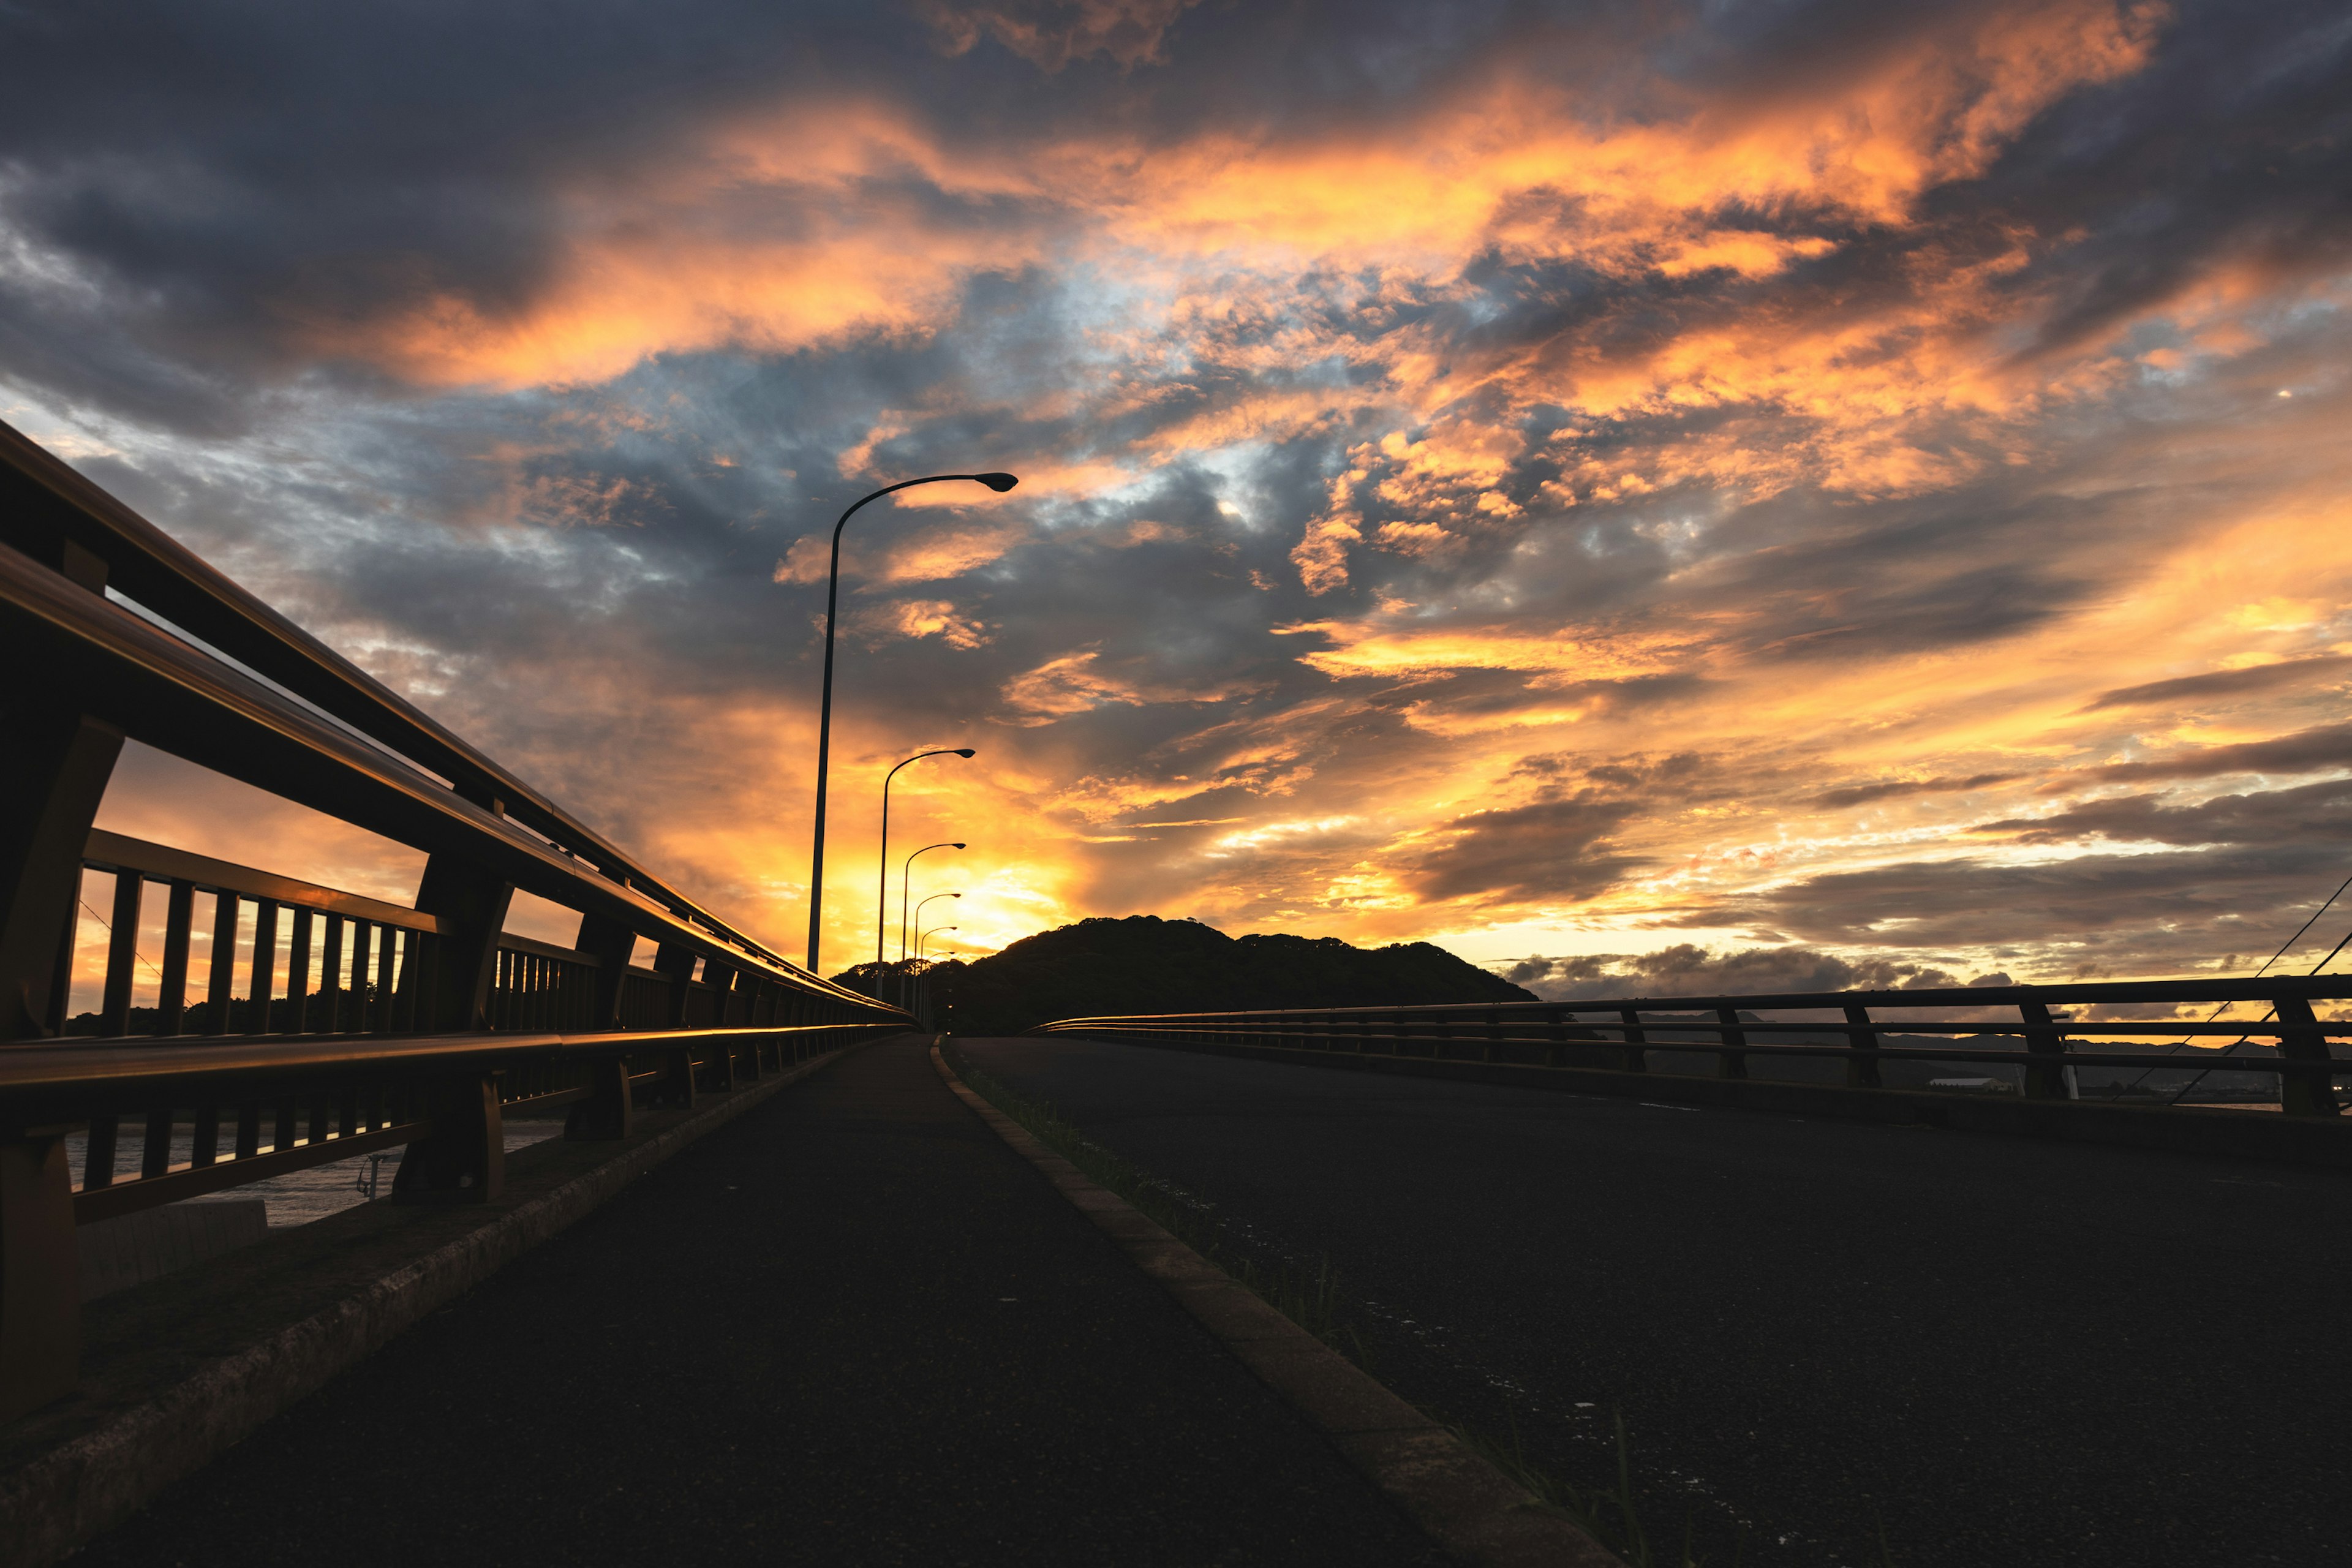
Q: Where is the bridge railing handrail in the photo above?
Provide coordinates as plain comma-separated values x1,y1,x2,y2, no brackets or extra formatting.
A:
0,420,790,973
3,538,873,1011
1,418,903,1419
1034,979,2352,1117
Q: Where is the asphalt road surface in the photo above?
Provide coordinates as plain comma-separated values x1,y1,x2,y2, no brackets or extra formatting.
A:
77,1037,1444,1567
960,1035,2352,1568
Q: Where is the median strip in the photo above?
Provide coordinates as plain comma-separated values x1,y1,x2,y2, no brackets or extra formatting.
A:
929,1039,1623,1568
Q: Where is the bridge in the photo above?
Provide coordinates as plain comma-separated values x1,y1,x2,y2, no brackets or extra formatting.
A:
4,417,2348,1566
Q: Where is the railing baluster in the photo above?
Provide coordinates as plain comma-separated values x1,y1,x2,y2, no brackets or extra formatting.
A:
83,1116,118,1190
235,1100,261,1161
287,908,313,1034
345,919,371,1032
204,891,240,1035
140,1108,173,1180
373,922,396,1031
319,913,344,1032
101,868,142,1036
247,898,279,1035
157,880,194,1035
191,1104,220,1168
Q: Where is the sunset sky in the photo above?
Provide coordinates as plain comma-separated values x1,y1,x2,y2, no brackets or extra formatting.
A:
7,0,2350,996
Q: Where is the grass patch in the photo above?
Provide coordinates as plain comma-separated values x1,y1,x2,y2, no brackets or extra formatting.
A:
947,1047,1755,1566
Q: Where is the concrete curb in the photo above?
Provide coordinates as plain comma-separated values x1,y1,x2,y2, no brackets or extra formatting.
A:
2,1040,872,1568
929,1041,1622,1568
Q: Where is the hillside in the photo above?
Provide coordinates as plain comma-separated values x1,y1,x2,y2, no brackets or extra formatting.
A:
835,914,1532,1036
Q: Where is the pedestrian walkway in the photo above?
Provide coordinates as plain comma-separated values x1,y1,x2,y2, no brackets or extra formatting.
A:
75,1036,1443,1566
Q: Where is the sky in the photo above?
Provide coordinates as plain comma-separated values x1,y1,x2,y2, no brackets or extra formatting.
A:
7,0,2350,997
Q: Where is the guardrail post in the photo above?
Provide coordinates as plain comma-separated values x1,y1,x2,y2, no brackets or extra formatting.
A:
412,816,514,1032
2274,997,2340,1117
567,1057,635,1140
0,1131,79,1419
1544,1009,1566,1069
2019,1000,2071,1099
653,943,696,1027
1843,1003,1882,1088
1484,1007,1502,1063
393,1071,503,1202
661,1047,698,1109
1715,1007,1748,1079
1618,1008,1648,1073
0,686,124,1042
574,913,636,1031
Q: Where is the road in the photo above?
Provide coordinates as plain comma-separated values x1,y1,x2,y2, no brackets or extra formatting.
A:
960,1035,2352,1568
77,1037,1442,1567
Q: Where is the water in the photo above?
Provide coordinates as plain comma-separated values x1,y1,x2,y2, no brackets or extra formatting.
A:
67,1124,565,1228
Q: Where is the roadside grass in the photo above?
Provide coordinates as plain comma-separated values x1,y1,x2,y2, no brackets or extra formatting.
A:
948,1048,1753,1567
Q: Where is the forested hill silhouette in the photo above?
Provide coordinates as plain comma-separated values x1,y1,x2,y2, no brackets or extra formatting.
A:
840,914,1534,1036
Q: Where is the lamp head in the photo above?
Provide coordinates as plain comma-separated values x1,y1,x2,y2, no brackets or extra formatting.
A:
949,892,962,898
951,842,967,849
953,748,976,758
973,472,1019,492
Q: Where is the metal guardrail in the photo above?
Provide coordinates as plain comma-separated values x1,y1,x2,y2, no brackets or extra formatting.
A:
1036,980,2352,1114
0,417,907,1420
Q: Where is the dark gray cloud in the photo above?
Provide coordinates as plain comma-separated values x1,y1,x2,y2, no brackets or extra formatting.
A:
1412,793,1649,903
1506,943,2006,1002
2081,654,2352,712
2074,722,2352,787
1815,771,2025,809
1981,777,2352,848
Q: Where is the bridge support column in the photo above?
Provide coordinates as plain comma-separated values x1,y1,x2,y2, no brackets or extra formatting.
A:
393,1072,503,1203
0,1132,78,1420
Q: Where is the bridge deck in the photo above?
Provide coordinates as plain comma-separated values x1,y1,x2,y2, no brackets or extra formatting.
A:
74,1038,1442,1566
962,1034,2352,1568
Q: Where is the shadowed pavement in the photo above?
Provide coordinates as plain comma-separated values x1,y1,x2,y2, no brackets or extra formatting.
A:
75,1036,1444,1567
963,1035,2352,1568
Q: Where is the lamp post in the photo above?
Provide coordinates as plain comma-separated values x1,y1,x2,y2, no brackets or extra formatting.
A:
919,924,957,960
900,842,965,961
878,748,974,967
912,891,960,957
804,472,1017,973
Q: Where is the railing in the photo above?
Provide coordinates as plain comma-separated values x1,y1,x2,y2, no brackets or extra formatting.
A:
1036,979,2352,1117
0,416,910,1420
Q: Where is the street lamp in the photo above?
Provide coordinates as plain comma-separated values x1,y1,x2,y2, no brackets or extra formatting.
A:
878,748,974,966
900,842,964,961
804,471,1017,973
912,891,960,952
919,924,957,960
